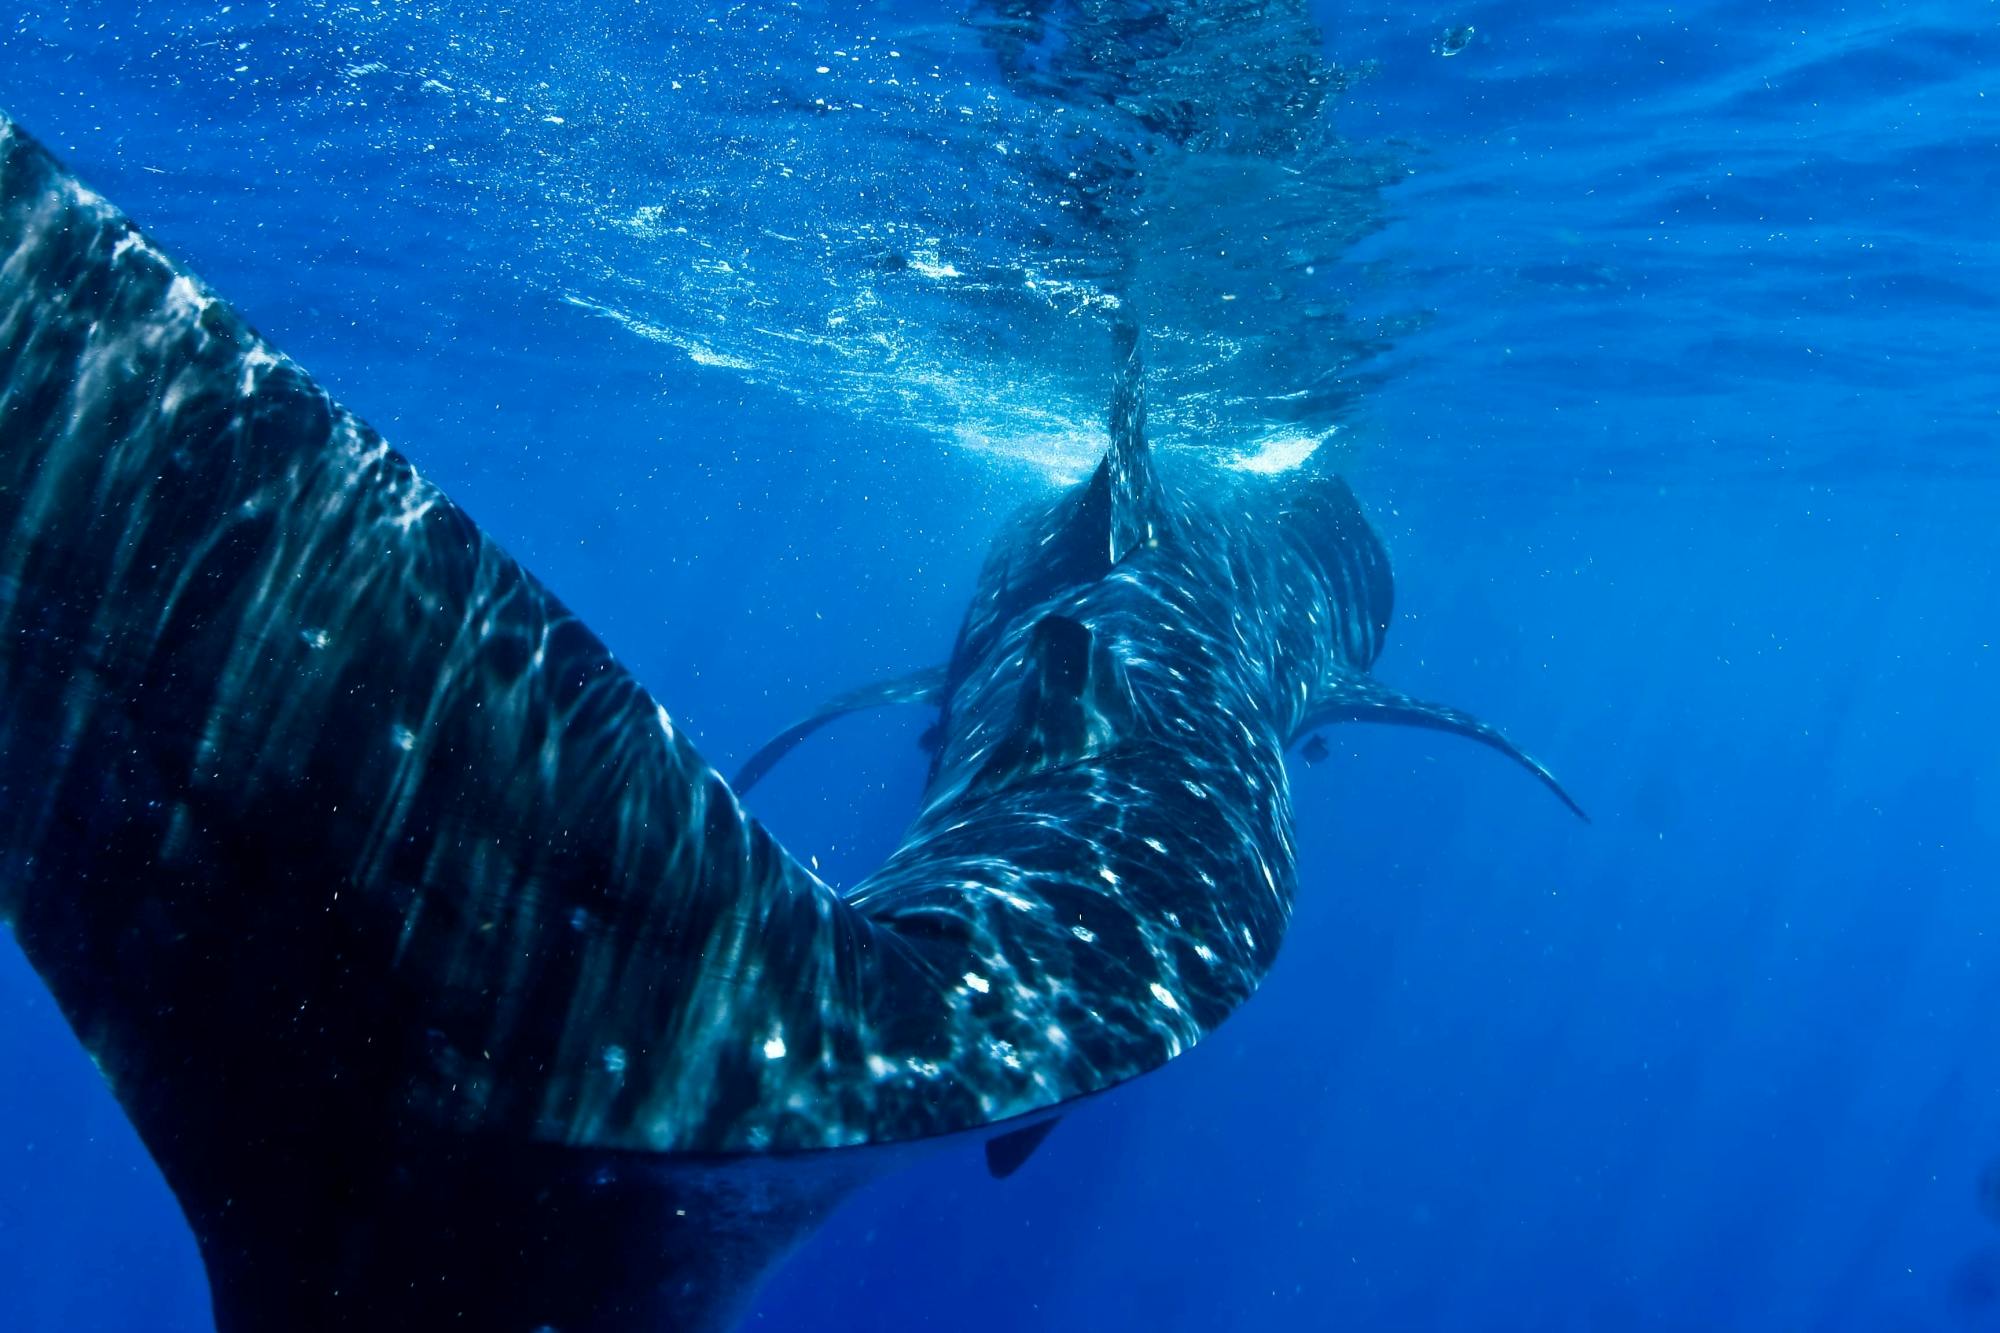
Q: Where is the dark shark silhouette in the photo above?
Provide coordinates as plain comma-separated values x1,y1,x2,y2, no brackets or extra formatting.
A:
0,113,1580,1332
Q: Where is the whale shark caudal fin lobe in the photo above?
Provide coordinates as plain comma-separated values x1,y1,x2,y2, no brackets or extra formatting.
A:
1299,675,1589,821
984,1117,1062,1179
0,111,915,1330
731,664,947,794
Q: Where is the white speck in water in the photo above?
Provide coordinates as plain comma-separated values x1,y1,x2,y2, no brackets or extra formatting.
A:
1071,925,1097,943
1150,983,1181,1012
301,628,330,650
391,725,415,752
763,1031,787,1060
963,972,990,994
600,1045,627,1075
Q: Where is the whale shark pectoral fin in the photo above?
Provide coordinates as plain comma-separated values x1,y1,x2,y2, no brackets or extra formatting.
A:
1279,468,1394,667
732,665,948,794
1301,676,1589,822
984,1116,1062,1179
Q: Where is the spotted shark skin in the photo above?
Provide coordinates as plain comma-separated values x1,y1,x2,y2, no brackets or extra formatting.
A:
0,114,1578,1330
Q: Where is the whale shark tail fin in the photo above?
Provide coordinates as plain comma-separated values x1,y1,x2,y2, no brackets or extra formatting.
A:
732,664,948,794
0,109,892,1331
1299,675,1588,821
1102,318,1172,563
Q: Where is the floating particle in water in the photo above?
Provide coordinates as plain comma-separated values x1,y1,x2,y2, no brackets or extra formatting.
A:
600,1044,627,1075
1435,25,1476,57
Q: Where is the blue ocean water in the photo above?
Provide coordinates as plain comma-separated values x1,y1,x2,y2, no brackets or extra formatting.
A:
1,1,1995,1329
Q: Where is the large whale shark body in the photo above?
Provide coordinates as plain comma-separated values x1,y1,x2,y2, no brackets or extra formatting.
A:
0,112,1580,1331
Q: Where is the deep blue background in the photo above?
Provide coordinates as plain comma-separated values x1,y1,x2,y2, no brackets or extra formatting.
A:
3,2,1997,1330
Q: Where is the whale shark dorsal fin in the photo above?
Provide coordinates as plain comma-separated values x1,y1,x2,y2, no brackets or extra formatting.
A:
974,615,1104,789
984,1116,1062,1179
733,664,948,794
1300,675,1589,821
969,614,1136,792
1031,319,1165,581
1105,318,1169,563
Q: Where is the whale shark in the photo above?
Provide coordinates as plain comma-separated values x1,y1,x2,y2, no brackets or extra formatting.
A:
0,111,1580,1331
